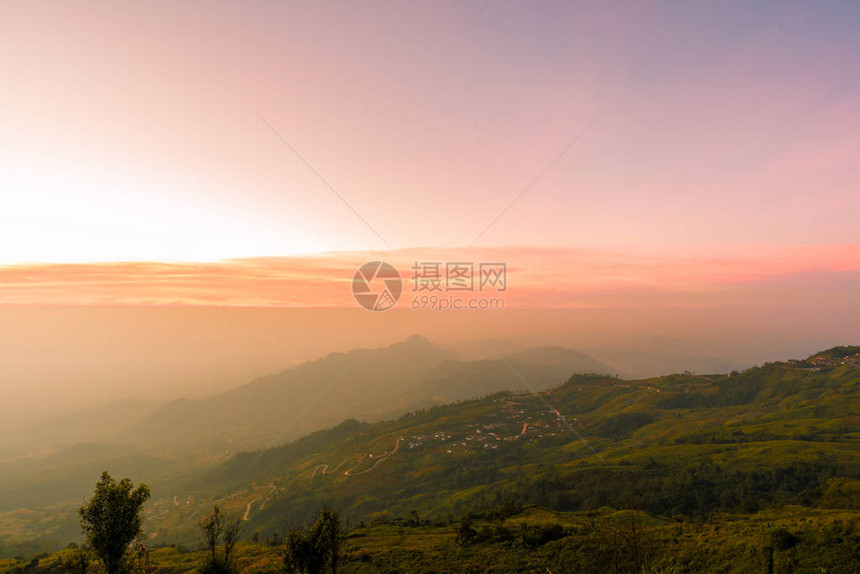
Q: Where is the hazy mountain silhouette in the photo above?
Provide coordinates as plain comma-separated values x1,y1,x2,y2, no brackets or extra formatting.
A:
0,336,620,512
412,347,614,403
0,442,175,512
585,346,747,377
506,346,614,374
124,336,617,453
126,335,455,451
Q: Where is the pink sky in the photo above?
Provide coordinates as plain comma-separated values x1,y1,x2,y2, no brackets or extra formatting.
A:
1,2,858,266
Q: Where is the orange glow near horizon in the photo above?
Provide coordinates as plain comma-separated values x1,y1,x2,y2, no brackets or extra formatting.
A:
1,245,857,309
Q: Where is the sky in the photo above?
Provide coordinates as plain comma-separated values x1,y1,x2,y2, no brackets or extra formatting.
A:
0,2,858,427
1,1,857,265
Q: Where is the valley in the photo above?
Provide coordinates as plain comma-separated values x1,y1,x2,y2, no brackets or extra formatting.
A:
1,343,858,572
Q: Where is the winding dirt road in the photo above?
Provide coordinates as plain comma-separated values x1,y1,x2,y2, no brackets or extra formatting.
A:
312,436,403,480
242,483,277,521
345,436,402,476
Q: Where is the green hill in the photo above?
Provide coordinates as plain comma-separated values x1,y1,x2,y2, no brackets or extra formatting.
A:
2,346,858,572
148,348,859,545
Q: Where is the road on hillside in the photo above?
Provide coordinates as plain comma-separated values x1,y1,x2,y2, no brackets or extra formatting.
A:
242,483,277,521
344,436,402,476
311,436,403,480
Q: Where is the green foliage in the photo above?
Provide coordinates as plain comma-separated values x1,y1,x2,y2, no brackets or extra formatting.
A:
813,346,860,360
819,477,860,509
283,507,342,574
197,506,242,574
175,351,859,542
78,472,150,574
588,411,655,440
6,347,860,572
7,506,860,573
58,546,93,574
455,517,476,546
770,527,798,551
199,506,224,567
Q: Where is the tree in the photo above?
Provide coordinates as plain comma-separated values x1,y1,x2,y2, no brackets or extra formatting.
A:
78,471,151,574
223,515,243,566
283,528,324,574
314,507,341,574
131,538,155,574
199,506,225,566
197,505,243,574
282,507,342,574
456,517,477,546
59,546,93,574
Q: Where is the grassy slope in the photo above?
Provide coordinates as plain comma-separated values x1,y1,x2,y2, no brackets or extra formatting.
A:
219,357,857,527
4,506,857,573
3,347,859,571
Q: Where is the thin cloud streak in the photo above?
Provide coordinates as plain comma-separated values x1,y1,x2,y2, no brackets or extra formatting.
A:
0,245,857,308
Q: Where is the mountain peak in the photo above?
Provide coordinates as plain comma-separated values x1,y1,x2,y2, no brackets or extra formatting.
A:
404,334,432,346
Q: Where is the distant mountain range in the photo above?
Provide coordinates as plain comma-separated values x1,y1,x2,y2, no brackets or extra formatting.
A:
121,336,616,454
0,344,856,558
584,346,748,378
163,344,858,547
7,336,748,459
0,337,615,510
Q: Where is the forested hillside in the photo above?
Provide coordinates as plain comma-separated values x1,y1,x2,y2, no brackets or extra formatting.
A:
2,347,858,572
